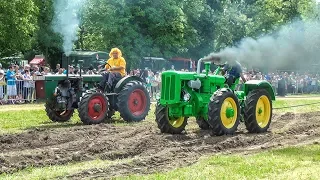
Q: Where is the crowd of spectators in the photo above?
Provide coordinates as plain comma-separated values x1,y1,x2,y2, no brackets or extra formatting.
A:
0,63,47,104
1,61,319,103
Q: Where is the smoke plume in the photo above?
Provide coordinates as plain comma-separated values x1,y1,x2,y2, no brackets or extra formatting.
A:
52,0,87,56
204,19,320,71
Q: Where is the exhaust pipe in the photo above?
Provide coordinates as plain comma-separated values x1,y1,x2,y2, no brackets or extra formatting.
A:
196,54,221,74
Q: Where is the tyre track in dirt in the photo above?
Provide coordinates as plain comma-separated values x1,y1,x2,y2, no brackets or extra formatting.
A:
0,111,319,179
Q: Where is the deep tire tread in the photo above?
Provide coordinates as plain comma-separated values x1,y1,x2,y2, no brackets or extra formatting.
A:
196,117,210,130
155,103,188,134
45,101,74,122
78,90,109,125
244,89,272,133
208,88,240,136
117,81,151,122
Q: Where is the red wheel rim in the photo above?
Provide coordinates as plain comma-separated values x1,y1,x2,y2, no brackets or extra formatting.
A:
128,89,147,116
87,95,107,120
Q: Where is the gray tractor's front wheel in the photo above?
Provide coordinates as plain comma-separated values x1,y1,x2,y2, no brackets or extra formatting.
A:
78,91,109,125
45,101,74,122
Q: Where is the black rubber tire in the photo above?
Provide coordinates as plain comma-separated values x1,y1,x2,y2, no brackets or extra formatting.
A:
196,117,210,130
155,103,188,134
208,88,240,136
78,91,109,125
45,101,74,122
117,81,150,122
244,89,272,133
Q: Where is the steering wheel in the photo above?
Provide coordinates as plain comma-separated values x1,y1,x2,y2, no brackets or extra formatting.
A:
99,62,112,73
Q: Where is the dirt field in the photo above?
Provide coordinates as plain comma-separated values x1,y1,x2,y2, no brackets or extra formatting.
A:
0,108,319,179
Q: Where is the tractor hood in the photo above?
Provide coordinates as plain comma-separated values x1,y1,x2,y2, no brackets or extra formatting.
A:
44,74,102,81
160,71,226,105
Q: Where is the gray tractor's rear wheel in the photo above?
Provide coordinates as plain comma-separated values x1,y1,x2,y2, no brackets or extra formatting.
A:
208,88,240,136
78,91,109,125
155,103,188,134
117,80,150,122
45,101,74,122
244,89,272,133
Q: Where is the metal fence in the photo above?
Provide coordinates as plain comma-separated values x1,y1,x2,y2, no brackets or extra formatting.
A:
0,80,36,105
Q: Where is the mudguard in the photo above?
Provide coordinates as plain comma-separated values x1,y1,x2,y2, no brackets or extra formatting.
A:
114,76,146,93
243,80,276,100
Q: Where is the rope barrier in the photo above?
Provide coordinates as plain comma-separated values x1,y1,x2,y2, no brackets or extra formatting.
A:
273,101,320,110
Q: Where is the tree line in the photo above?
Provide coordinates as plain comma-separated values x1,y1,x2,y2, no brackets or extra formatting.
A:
0,0,318,69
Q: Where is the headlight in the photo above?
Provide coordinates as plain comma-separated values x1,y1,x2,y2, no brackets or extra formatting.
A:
182,91,191,102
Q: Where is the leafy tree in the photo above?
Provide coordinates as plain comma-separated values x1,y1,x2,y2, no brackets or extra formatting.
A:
0,0,39,57
32,0,63,67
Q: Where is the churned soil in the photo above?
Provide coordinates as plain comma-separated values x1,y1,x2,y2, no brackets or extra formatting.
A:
0,111,319,179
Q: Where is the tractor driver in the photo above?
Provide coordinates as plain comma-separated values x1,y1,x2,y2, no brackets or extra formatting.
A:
213,57,246,87
98,48,126,92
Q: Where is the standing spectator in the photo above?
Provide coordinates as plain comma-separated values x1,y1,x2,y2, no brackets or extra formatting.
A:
23,70,33,103
41,67,51,75
54,64,60,74
15,65,24,103
32,65,41,76
6,65,17,103
57,68,64,74
146,70,154,98
0,70,5,104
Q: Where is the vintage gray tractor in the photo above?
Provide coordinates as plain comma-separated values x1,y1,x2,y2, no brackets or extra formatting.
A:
44,60,151,124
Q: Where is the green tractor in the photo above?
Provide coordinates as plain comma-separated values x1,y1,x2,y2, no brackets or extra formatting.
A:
45,60,151,125
155,57,275,136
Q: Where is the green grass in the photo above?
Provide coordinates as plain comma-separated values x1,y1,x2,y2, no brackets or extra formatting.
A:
0,158,133,180
273,99,320,113
117,144,320,180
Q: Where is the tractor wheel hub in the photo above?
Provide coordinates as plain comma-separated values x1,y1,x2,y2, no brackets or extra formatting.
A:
93,104,101,112
133,99,139,105
226,107,235,118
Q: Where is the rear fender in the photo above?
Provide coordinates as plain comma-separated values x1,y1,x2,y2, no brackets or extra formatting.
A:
114,76,146,93
243,80,275,100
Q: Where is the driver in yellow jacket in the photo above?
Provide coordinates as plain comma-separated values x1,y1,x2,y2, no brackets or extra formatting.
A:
98,48,126,92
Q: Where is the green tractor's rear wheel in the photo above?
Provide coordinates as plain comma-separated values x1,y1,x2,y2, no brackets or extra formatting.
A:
244,89,272,133
155,104,188,134
78,91,109,125
196,117,210,130
117,80,150,122
208,89,240,136
45,101,74,122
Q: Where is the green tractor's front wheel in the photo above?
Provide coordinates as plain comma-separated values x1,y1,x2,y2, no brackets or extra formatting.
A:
208,89,240,136
155,104,188,134
244,89,272,133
